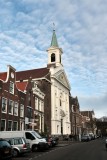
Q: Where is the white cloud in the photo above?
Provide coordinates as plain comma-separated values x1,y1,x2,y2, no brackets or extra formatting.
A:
0,0,107,118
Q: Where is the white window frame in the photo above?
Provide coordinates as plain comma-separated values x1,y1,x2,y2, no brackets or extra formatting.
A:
14,102,18,116
20,104,24,117
38,99,40,111
41,101,44,112
9,81,14,94
2,97,7,113
35,97,38,110
9,100,14,115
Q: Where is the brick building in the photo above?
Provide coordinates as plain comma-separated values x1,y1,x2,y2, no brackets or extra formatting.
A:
0,65,45,132
70,96,82,140
0,65,25,131
81,110,96,135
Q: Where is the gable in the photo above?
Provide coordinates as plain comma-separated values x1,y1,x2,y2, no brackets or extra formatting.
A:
53,70,71,89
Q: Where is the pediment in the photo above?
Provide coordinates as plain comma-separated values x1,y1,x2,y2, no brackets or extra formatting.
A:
53,70,70,89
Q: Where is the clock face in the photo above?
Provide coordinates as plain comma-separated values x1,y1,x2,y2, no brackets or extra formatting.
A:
11,72,14,78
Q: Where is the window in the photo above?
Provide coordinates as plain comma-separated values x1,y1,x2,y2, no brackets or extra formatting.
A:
26,106,33,118
60,55,61,63
51,53,55,62
25,132,35,140
9,81,14,94
9,100,14,114
2,97,7,113
14,102,18,116
38,99,41,111
20,104,24,117
14,138,23,145
1,119,6,131
35,97,38,110
60,99,62,107
41,101,44,112
13,121,18,131
8,121,12,131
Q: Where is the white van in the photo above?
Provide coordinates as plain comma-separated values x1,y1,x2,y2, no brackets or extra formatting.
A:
0,130,48,151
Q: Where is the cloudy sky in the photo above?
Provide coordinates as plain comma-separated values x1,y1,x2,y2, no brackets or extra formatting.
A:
0,0,107,118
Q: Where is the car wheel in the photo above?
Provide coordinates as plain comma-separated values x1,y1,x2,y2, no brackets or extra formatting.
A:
13,149,19,157
32,145,38,152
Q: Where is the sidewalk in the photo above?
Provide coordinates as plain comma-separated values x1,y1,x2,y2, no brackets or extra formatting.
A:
57,139,79,147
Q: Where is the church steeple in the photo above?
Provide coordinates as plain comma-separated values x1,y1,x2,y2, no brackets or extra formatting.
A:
50,30,59,47
47,29,63,68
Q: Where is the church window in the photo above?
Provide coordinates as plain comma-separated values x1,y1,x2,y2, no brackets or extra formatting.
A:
51,53,55,62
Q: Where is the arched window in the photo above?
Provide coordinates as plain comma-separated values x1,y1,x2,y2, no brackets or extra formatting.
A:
51,53,55,62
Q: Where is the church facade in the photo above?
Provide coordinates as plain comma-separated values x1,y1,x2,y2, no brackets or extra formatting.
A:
46,30,71,135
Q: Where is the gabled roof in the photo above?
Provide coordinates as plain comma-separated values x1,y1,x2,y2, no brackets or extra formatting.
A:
53,69,71,90
16,67,50,81
0,72,7,81
81,111,95,118
16,81,28,92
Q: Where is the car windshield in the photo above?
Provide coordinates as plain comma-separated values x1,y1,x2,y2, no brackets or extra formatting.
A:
32,131,42,139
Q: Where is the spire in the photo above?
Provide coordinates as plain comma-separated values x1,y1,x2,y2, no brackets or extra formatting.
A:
50,29,59,47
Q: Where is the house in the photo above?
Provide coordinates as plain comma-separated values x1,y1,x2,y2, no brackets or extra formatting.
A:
0,65,25,131
70,96,82,140
81,110,96,135
0,65,45,132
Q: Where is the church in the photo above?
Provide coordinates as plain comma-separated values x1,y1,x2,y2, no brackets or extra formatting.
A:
16,29,71,135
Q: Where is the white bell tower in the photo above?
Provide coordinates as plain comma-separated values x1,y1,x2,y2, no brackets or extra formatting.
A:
47,29,63,68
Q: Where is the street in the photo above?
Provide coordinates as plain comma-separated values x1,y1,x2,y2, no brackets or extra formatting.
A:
13,138,107,160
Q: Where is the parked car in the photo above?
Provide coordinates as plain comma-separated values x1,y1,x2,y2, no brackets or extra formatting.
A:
47,136,58,147
51,136,59,146
81,135,90,142
89,133,95,140
0,138,12,160
0,130,48,152
41,135,59,148
6,137,31,157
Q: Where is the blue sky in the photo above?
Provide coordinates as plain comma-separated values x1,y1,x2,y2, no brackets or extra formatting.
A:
0,0,107,118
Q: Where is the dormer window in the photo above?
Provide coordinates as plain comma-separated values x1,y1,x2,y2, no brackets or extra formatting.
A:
51,53,55,62
9,81,14,94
